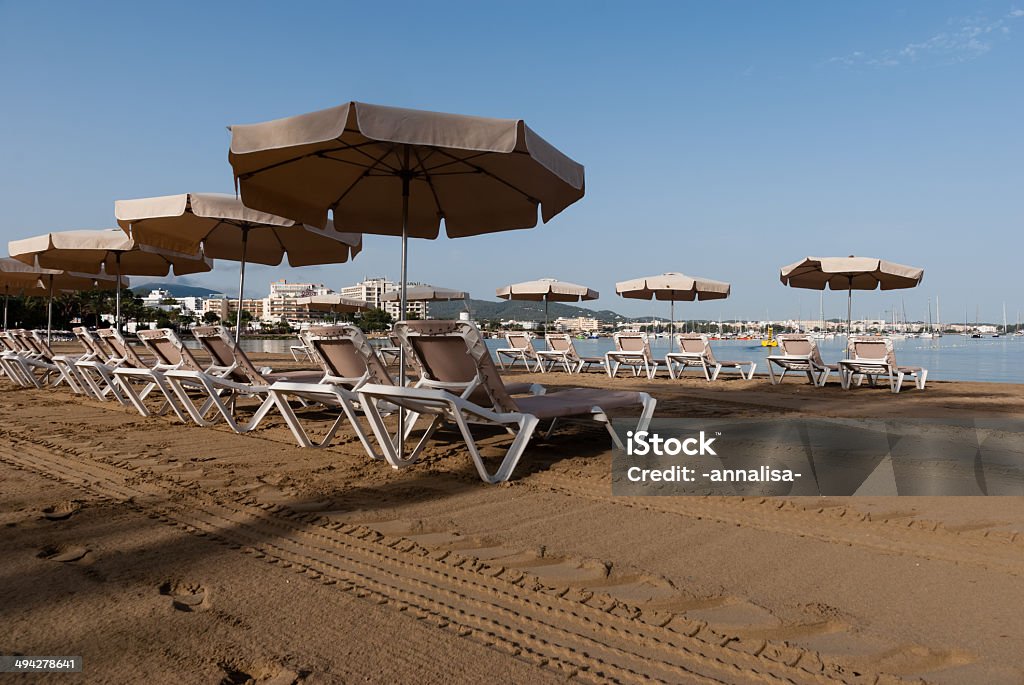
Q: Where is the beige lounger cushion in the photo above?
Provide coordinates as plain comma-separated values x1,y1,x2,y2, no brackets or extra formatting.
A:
515,388,645,420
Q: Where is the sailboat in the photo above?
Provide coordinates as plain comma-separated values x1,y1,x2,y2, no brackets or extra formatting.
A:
920,297,934,339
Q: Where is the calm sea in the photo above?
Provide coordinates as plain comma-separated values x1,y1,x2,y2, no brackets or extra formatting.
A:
236,334,1024,384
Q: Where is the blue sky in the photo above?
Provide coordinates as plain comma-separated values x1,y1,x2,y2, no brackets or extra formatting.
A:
2,1,1022,323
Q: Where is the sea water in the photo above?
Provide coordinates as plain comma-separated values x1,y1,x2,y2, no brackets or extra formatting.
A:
233,335,1024,384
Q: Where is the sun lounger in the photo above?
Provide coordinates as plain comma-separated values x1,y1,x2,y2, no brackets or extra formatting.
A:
495,332,542,372
605,332,662,379
766,333,839,386
665,333,756,381
839,336,927,393
111,328,215,421
267,324,397,452
1,329,88,393
269,324,542,452
536,334,605,373
357,321,656,483
289,332,314,362
69,327,128,401
376,334,403,366
163,325,323,433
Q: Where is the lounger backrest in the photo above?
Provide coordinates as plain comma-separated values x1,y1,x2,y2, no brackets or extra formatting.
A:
137,329,203,371
307,324,392,386
505,333,532,351
546,334,574,354
72,327,100,357
680,333,720,365
614,333,650,357
28,331,56,359
849,337,895,366
4,330,26,352
0,335,11,352
97,328,147,368
191,325,267,385
778,334,813,356
398,320,519,413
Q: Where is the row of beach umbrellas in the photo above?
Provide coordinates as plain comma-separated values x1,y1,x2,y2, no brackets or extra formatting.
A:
3,99,924,359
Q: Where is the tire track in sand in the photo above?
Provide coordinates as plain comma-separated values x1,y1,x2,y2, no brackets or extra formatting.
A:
0,428,919,685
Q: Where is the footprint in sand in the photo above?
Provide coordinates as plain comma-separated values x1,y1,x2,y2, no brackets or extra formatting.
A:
219,661,300,685
37,544,89,563
42,500,82,521
159,580,210,612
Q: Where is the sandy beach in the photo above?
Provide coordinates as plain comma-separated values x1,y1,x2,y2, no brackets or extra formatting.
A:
3,349,1024,684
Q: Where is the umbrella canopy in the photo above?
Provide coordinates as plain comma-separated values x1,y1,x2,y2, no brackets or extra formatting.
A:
616,272,730,301
779,256,924,335
8,228,211,276
616,273,731,349
116,192,362,341
1,258,56,329
1,257,57,291
297,294,369,314
228,101,583,368
8,228,211,333
228,101,585,238
497,278,597,331
381,285,467,302
229,102,584,453
0,258,125,339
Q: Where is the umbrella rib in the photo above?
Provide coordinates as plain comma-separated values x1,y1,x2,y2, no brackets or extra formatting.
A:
429,147,538,204
327,146,398,211
236,139,387,179
412,146,446,220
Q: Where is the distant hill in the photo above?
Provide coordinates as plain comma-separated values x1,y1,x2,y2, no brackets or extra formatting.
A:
131,282,224,298
429,298,629,323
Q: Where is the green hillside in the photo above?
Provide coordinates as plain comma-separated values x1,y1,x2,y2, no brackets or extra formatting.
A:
131,282,225,298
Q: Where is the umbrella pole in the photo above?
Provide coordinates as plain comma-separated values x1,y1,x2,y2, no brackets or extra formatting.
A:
47,275,54,346
398,150,411,459
847,286,852,338
3,286,8,330
115,253,122,334
235,228,249,343
670,299,675,352
544,295,549,335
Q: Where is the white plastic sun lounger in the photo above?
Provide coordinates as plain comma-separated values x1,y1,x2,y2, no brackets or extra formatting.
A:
536,334,605,374
113,328,214,421
358,321,656,483
269,324,544,453
495,332,543,372
839,337,928,394
163,325,323,433
605,332,662,380
665,333,756,381
1,329,88,393
766,334,839,387
268,324,396,453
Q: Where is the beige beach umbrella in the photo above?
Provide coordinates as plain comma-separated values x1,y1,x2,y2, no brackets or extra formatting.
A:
8,228,211,333
1,258,57,330
0,257,125,341
297,294,369,314
616,272,731,351
229,101,583,370
780,256,924,335
382,285,468,303
116,192,361,341
496,278,598,332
